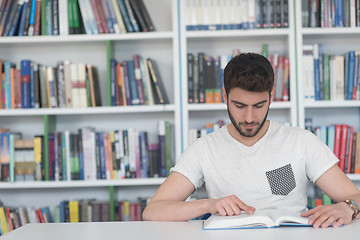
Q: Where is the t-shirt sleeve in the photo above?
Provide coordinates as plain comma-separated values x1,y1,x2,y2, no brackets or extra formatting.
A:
304,131,339,183
170,139,205,190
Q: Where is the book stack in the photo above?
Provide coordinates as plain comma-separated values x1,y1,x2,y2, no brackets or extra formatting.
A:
306,118,360,174
110,56,169,106
302,0,360,28
0,60,101,109
0,0,155,37
188,47,290,104
188,119,226,144
303,44,360,101
186,0,289,31
0,121,173,183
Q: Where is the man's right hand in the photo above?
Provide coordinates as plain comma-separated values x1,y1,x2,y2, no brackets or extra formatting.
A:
208,195,256,216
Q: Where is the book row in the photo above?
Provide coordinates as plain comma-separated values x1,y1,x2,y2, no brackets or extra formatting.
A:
186,0,289,31
303,45,360,101
302,0,360,28
188,119,226,144
110,56,169,106
187,48,290,104
0,197,149,236
0,121,173,182
306,119,360,174
0,60,101,109
0,0,154,37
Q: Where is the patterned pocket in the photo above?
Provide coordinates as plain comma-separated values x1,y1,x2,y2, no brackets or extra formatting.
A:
265,164,296,196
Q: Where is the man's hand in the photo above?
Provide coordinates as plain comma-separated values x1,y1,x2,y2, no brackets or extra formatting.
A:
208,195,255,216
301,202,353,228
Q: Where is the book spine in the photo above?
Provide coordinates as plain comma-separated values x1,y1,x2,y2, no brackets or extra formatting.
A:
133,55,145,105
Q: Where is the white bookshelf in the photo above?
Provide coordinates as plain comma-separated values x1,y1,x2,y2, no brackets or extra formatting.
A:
179,0,298,151
0,0,179,210
295,2,360,131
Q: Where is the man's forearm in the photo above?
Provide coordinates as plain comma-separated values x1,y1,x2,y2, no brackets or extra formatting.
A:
142,198,213,221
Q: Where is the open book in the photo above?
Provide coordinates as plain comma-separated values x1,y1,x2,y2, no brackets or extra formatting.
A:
203,209,311,229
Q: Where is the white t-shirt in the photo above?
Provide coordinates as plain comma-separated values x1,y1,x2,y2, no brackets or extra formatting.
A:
172,121,339,213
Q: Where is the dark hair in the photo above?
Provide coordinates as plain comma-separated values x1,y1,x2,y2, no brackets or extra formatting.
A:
223,52,274,96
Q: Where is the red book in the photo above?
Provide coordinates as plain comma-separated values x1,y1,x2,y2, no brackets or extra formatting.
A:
90,0,105,34
5,207,13,231
346,126,354,174
333,124,342,159
36,208,44,223
338,124,348,172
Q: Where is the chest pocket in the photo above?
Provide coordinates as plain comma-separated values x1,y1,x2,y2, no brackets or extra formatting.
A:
265,164,296,196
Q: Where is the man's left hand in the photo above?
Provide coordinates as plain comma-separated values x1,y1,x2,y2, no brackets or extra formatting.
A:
301,202,353,228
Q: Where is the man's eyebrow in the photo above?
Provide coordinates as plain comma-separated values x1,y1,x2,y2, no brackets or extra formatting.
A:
231,100,268,106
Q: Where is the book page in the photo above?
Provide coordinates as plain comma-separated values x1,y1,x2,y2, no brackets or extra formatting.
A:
203,211,276,229
270,210,310,226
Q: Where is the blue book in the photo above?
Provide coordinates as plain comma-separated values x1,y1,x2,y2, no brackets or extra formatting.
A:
2,0,17,36
318,44,324,100
106,0,119,32
344,52,349,99
61,133,67,181
327,125,335,152
59,201,67,222
78,130,84,181
99,132,106,180
117,0,134,32
17,0,28,36
126,60,140,105
319,126,327,145
4,61,13,109
8,1,23,36
20,59,31,108
347,51,355,100
30,61,35,108
110,59,117,106
27,0,36,35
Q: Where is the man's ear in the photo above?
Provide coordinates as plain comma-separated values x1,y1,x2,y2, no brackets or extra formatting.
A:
222,87,227,103
269,88,276,104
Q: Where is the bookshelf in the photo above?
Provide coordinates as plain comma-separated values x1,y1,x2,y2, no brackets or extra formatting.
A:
295,1,360,130
0,0,360,228
179,0,298,150
0,0,179,215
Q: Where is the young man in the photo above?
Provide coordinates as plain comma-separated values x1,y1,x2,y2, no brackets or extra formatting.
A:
142,53,360,228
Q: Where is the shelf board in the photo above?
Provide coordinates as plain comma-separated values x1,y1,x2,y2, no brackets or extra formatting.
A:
304,100,360,108
0,105,176,116
185,28,290,39
348,174,360,181
187,101,291,111
302,27,360,36
0,31,174,44
0,178,166,189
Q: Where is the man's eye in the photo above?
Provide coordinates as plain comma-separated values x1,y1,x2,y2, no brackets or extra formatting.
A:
235,105,245,109
255,105,264,109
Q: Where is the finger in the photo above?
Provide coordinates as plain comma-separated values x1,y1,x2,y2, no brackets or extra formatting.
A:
320,216,336,229
223,205,235,216
332,218,344,228
231,196,255,215
312,212,332,228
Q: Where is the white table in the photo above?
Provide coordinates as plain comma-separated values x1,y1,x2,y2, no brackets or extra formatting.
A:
1,220,360,240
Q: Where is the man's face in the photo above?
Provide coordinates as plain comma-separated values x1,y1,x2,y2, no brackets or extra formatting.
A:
225,88,271,138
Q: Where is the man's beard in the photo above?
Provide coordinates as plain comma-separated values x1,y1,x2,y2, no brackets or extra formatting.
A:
227,107,269,138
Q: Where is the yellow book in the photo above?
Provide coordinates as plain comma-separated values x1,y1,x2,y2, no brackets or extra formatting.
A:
33,137,42,181
0,207,8,234
110,131,117,179
69,201,79,223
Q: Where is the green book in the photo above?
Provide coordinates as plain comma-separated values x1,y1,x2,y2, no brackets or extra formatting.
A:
323,53,330,100
322,193,333,205
261,43,269,58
